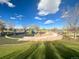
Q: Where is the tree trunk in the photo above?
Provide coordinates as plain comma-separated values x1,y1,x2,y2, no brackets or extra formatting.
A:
74,31,76,40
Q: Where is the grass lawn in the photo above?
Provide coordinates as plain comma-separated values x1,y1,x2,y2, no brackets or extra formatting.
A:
0,39,79,59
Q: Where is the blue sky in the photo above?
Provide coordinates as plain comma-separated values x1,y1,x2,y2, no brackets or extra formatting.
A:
0,0,79,29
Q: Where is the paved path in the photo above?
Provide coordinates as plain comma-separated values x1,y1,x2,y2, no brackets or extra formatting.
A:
18,32,63,41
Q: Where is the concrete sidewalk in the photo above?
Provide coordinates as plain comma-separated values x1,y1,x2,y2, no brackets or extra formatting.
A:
18,32,63,41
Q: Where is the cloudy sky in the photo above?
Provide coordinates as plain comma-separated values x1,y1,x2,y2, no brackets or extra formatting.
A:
0,0,79,29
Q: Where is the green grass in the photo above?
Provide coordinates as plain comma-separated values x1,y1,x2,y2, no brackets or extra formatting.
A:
9,34,25,38
0,39,79,59
0,37,19,45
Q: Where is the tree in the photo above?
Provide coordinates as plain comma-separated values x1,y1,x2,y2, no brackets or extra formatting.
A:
5,22,15,35
25,25,40,36
61,4,79,39
30,25,40,31
0,20,5,36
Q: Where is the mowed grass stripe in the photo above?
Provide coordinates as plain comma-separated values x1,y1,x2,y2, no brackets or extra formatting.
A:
0,42,38,59
54,40,79,52
45,42,63,59
0,42,33,57
13,43,40,59
59,41,79,54
27,42,45,59
53,42,79,59
50,43,63,59
58,40,79,45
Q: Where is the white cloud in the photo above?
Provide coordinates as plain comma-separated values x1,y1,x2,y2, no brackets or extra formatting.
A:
61,11,69,18
14,25,23,29
35,16,42,20
0,0,15,7
10,17,16,20
38,11,49,16
16,15,24,20
16,15,24,18
44,20,54,24
38,0,61,16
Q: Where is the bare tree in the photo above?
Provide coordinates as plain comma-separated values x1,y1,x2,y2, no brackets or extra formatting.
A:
5,22,15,35
30,25,40,31
61,4,79,39
0,20,5,36
6,22,15,31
